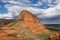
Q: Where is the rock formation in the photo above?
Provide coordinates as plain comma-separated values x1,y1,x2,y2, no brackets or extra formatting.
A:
49,32,60,40
18,10,40,23
0,10,50,40
18,10,48,33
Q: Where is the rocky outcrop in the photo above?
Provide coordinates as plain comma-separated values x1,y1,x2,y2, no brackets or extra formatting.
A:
18,10,40,23
49,32,60,40
18,10,48,33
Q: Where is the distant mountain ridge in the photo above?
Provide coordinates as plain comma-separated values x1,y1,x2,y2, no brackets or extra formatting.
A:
0,19,14,27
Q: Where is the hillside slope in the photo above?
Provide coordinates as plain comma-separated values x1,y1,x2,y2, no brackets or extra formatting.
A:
0,10,59,40
0,19,40,40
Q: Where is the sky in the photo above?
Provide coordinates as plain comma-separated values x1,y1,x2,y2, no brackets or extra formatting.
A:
0,0,60,24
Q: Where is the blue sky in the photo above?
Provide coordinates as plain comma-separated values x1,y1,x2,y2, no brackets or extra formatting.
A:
0,0,60,24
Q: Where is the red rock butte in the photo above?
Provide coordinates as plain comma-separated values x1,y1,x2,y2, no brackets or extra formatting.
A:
18,10,47,33
0,10,49,39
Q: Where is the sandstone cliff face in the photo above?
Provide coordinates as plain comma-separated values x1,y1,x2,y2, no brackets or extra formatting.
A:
18,10,39,23
18,10,47,33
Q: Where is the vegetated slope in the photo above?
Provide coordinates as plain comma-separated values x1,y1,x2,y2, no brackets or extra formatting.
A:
0,19,53,40
0,19,42,40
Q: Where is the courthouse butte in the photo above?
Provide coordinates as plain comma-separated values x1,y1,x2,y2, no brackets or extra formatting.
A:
18,10,49,33
0,10,49,37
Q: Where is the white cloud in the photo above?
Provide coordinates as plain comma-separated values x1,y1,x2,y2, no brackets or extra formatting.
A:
4,5,44,19
1,0,60,19
0,13,13,19
4,5,60,19
2,0,57,7
43,7,58,17
42,0,60,18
